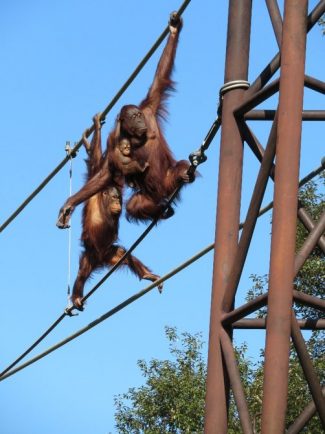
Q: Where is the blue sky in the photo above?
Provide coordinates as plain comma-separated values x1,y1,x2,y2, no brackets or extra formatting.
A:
0,1,324,433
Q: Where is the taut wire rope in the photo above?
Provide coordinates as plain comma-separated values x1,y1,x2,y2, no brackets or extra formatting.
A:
1,159,323,381
0,0,191,234
65,142,76,304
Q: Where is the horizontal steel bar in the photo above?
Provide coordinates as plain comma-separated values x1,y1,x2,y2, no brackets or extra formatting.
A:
304,74,325,94
233,318,325,330
293,290,325,312
222,293,268,325
244,110,325,120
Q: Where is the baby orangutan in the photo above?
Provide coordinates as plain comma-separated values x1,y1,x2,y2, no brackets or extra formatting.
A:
115,138,149,177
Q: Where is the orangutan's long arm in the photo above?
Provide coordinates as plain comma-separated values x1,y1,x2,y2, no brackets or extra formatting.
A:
140,12,182,117
56,167,111,229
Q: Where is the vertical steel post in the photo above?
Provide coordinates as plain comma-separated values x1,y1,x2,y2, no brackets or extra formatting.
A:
204,1,252,432
222,115,278,312
261,1,308,432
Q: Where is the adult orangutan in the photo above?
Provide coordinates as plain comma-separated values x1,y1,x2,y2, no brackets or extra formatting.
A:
70,115,162,311
57,11,193,228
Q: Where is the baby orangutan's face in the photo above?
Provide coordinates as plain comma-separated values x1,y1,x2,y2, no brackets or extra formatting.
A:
119,139,131,156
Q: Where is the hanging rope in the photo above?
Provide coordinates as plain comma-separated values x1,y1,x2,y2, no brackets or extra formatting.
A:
64,142,77,308
0,0,192,234
1,158,324,382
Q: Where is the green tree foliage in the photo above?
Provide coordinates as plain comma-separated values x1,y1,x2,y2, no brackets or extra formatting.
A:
114,328,324,433
243,175,324,431
235,334,325,433
114,326,206,433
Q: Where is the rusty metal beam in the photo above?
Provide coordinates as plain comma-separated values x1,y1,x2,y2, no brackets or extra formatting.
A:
240,123,277,179
242,122,324,186
290,210,325,427
222,202,324,328
236,74,325,117
222,293,268,325
261,2,308,432
293,290,325,312
294,210,325,273
286,387,325,434
236,78,325,119
204,1,324,432
265,0,283,47
244,1,325,100
244,110,325,121
222,116,278,312
220,330,254,433
204,1,252,432
298,205,325,253
232,318,325,329
235,78,279,116
222,291,325,327
291,313,325,426
304,74,325,94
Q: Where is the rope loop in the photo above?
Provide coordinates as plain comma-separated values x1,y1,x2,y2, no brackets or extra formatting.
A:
217,80,250,118
64,141,77,310
219,79,250,97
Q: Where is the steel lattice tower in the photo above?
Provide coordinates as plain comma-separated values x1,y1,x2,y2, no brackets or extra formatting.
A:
204,1,325,433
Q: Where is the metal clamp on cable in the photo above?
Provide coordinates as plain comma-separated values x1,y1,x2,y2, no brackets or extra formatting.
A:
64,306,79,317
189,148,208,168
187,148,208,181
65,141,78,159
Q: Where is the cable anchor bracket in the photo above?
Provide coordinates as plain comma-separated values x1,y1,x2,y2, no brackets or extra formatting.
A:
65,141,78,159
